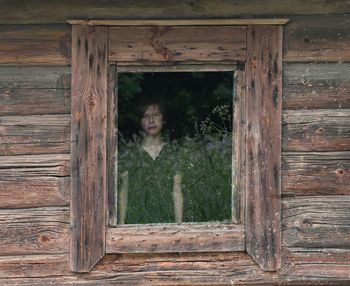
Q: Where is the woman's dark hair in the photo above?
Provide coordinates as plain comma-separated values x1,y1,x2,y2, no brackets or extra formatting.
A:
136,97,167,122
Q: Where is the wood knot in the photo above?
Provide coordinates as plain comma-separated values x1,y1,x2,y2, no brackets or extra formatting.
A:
302,218,312,227
315,127,324,135
75,111,81,120
40,235,50,243
336,168,345,177
4,89,12,97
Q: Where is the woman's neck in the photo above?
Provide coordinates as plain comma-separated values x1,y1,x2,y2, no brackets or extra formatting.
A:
142,134,162,147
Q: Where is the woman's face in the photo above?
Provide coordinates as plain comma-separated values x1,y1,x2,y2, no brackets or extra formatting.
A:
141,104,164,137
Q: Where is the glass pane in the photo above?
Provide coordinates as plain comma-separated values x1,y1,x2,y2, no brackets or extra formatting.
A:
114,72,234,224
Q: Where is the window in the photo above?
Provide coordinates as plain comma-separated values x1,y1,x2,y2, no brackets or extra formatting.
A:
69,19,287,273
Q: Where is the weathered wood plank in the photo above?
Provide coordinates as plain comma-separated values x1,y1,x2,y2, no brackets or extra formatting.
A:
70,25,108,272
0,24,70,65
109,26,246,62
1,0,350,24
284,15,350,63
0,207,69,255
0,88,70,116
0,176,69,208
245,26,282,271
0,114,70,155
282,196,350,248
283,81,350,109
282,152,350,196
0,254,70,279
0,66,70,89
107,224,244,253
283,110,350,152
284,63,350,85
0,154,70,177
0,250,349,284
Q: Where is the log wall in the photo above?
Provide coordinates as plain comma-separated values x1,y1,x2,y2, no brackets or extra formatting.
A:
0,2,349,284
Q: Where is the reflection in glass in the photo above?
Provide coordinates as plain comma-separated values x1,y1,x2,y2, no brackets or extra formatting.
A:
115,72,234,224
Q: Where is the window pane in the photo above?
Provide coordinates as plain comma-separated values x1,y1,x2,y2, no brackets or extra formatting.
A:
114,72,234,224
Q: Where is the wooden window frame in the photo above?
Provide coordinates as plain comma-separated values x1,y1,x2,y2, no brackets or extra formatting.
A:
69,19,287,273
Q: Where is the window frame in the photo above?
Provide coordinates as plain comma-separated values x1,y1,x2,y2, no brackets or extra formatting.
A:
69,19,287,273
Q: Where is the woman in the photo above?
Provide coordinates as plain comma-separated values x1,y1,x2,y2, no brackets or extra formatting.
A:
118,99,183,224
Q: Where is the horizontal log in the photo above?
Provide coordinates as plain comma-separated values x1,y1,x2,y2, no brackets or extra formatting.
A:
0,154,70,177
0,176,69,208
0,24,70,65
1,0,350,24
282,196,350,248
109,26,246,62
284,15,350,62
0,207,69,255
107,224,244,253
282,152,350,196
0,88,70,116
282,109,350,151
0,254,69,279
0,114,70,155
284,63,350,85
0,66,70,88
0,250,349,284
283,81,350,109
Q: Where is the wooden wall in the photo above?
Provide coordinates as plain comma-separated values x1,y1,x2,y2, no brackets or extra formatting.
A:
0,1,349,284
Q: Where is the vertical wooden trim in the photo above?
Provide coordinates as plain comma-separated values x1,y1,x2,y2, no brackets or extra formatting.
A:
234,68,246,224
70,25,108,272
107,64,118,226
245,26,282,271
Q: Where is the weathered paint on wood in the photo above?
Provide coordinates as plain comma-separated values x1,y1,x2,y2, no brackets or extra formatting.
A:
283,110,350,152
1,0,350,24
283,196,350,249
0,114,70,155
107,224,244,253
245,26,282,271
0,207,69,255
109,26,246,62
283,151,350,196
0,24,71,65
70,25,108,272
0,176,69,208
0,154,70,177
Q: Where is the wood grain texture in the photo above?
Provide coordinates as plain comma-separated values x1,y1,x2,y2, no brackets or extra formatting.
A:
0,66,70,88
283,196,350,249
283,152,350,196
1,0,350,24
283,81,350,109
0,24,70,65
0,250,349,284
109,26,246,62
0,114,70,155
107,65,118,226
0,154,70,177
70,25,108,272
0,207,69,255
283,110,350,152
107,224,244,253
284,15,350,63
0,88,70,116
0,176,69,208
284,63,350,85
245,26,282,271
